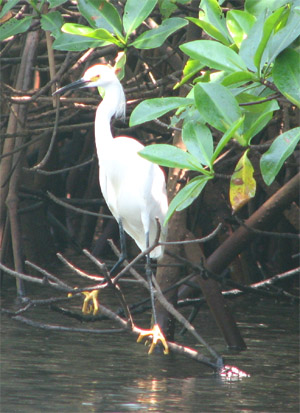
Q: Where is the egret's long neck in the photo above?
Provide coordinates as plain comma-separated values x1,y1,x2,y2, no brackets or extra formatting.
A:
95,80,125,158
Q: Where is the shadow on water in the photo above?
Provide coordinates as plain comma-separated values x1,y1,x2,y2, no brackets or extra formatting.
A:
1,269,299,412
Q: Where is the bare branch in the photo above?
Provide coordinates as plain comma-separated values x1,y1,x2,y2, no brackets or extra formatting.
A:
47,191,113,219
160,223,223,246
29,156,95,176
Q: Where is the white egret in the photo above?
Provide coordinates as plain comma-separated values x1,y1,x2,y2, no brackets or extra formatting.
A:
54,64,169,354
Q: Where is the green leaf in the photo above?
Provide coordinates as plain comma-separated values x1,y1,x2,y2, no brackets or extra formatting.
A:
226,10,256,48
212,115,245,162
245,0,290,17
115,53,127,80
260,127,300,185
52,33,100,51
222,70,257,87
165,175,211,223
123,0,157,38
131,17,187,49
159,0,191,18
194,82,242,133
174,59,204,89
253,6,287,72
245,113,274,146
187,17,230,46
47,0,68,6
129,97,192,126
239,95,279,144
41,12,63,37
267,8,300,65
159,0,177,18
198,0,231,44
139,144,203,172
62,23,123,46
77,0,123,38
171,104,206,129
0,16,32,42
239,12,266,72
182,121,213,167
230,149,256,212
180,40,247,72
193,70,211,84
273,48,300,108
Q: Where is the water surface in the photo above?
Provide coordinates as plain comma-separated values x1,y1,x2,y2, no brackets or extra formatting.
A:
1,274,299,412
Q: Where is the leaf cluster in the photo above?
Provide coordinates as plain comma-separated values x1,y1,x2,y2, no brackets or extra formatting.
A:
1,0,299,222
0,0,188,52
130,0,300,219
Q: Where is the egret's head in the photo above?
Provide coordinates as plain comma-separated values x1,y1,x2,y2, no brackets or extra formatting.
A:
83,64,118,87
53,64,125,119
53,64,119,95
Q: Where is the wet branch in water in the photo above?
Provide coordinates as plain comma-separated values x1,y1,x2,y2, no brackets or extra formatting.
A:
0,226,243,376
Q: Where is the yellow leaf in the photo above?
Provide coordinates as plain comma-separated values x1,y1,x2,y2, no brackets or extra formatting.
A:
230,149,256,212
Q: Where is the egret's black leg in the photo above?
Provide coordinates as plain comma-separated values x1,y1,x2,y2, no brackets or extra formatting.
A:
78,220,126,315
145,231,158,325
137,231,169,354
110,219,127,276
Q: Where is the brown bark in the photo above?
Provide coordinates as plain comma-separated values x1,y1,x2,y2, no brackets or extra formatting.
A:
184,232,246,349
206,172,299,274
2,31,39,295
155,160,188,340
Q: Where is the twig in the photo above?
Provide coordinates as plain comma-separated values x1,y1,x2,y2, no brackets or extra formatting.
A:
57,252,106,282
29,99,61,170
47,191,113,219
0,261,102,295
31,156,95,176
153,119,181,131
160,223,223,246
0,262,69,292
245,267,300,293
234,216,300,239
239,94,280,106
5,313,126,334
25,260,72,289
177,266,300,307
0,132,49,160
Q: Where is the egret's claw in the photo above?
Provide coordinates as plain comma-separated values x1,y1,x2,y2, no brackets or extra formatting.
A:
81,290,100,315
137,324,169,355
68,288,100,315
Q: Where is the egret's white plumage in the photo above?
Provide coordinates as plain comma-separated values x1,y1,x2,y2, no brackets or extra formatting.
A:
55,64,168,259
86,65,168,258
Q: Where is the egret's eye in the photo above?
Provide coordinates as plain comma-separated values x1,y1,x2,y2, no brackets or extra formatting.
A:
91,75,100,82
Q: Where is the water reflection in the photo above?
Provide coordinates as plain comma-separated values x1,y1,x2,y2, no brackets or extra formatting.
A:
1,292,299,412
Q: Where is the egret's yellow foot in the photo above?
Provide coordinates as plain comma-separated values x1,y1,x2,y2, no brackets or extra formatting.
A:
137,324,169,355
81,290,100,315
68,288,100,315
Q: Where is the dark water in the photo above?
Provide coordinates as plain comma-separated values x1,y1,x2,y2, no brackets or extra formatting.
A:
1,273,299,412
